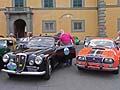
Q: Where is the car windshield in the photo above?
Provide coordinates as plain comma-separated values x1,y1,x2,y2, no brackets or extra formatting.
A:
0,40,7,48
27,37,55,47
88,39,115,48
19,38,30,43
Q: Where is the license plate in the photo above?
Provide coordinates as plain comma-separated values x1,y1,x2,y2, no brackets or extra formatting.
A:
27,67,37,72
88,62,100,67
88,66,100,70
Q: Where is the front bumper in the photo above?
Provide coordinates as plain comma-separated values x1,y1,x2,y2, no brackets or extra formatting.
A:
75,64,118,71
2,69,46,75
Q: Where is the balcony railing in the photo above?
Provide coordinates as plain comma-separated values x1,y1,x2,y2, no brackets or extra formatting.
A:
5,7,32,14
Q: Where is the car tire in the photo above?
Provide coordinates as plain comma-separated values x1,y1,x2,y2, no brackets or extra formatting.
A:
112,69,119,74
8,73,17,78
43,61,52,80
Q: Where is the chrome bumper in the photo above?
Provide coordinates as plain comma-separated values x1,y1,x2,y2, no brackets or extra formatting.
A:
76,64,118,71
2,69,46,75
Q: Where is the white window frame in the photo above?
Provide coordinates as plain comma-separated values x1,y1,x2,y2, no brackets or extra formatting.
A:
71,0,84,8
42,0,55,8
42,20,56,33
13,0,26,7
72,20,85,32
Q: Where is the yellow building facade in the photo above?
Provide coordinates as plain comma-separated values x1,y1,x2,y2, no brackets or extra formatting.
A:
0,0,120,39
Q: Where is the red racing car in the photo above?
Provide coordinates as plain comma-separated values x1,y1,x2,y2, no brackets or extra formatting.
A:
75,38,120,74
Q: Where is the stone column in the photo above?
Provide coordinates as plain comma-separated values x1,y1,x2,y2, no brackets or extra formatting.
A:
5,14,10,35
27,14,33,32
97,0,107,37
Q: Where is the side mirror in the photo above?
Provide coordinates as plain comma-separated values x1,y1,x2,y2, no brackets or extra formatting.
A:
7,40,13,46
16,45,19,50
116,46,119,51
115,41,120,45
55,41,60,46
84,42,89,47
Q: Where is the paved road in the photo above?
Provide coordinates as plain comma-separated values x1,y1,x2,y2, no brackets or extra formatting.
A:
0,45,120,90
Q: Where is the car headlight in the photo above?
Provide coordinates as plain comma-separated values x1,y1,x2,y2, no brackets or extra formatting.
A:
77,56,86,61
29,60,34,66
35,56,43,65
3,54,9,63
103,58,114,64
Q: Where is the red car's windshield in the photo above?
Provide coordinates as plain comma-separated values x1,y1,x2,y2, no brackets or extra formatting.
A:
88,39,115,48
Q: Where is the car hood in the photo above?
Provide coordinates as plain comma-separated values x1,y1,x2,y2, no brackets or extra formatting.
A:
14,47,53,55
78,47,116,58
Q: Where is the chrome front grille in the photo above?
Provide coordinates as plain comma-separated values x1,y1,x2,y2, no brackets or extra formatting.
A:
16,53,27,72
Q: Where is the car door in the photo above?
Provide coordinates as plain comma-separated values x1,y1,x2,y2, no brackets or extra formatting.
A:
54,45,76,63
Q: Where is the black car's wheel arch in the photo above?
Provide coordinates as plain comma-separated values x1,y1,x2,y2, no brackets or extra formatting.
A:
43,56,52,80
0,56,4,69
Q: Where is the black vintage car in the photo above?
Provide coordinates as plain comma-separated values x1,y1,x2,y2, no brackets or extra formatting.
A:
2,37,76,80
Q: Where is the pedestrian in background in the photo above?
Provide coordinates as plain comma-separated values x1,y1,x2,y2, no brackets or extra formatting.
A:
116,31,120,41
9,33,16,41
26,32,33,41
54,29,64,43
39,34,42,36
115,31,120,47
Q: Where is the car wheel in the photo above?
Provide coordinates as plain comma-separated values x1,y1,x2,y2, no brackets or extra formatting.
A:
112,69,119,74
43,61,52,80
8,73,17,78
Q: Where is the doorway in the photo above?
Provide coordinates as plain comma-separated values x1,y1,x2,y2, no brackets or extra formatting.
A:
14,19,26,38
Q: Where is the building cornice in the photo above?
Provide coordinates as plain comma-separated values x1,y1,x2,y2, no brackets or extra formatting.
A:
0,8,6,11
31,7,97,10
1,5,120,12
106,5,120,8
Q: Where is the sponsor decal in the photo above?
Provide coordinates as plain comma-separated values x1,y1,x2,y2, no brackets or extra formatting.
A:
64,47,70,55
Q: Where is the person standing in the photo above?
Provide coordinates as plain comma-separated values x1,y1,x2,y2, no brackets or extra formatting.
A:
59,30,74,66
26,32,33,41
59,32,74,45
